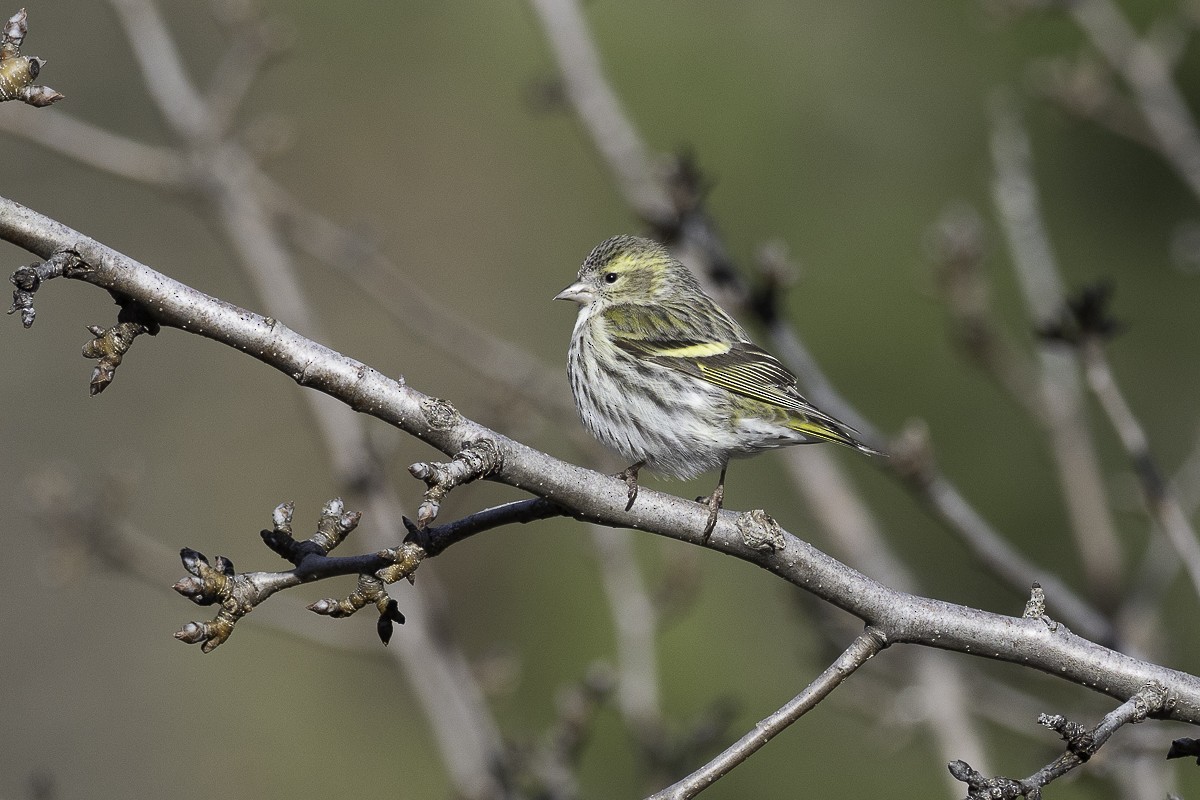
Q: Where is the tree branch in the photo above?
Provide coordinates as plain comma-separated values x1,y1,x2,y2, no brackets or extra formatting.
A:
989,94,1126,602
1068,0,1200,205
646,629,887,800
950,682,1169,798
6,195,1200,727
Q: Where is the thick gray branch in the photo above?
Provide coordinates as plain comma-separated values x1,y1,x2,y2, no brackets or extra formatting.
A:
5,195,1200,724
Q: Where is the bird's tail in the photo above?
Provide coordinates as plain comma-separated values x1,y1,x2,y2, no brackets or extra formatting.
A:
788,413,884,457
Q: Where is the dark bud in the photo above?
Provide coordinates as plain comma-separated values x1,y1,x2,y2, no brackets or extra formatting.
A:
749,279,780,326
384,598,406,625
668,147,714,211
377,599,405,646
401,515,432,550
179,547,209,576
1038,281,1121,346
27,56,40,79
214,555,235,576
260,528,297,559
377,614,393,646
1167,737,1200,764
115,300,160,336
1067,281,1120,338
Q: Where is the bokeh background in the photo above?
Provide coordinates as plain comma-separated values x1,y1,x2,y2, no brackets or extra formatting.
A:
3,1,1200,798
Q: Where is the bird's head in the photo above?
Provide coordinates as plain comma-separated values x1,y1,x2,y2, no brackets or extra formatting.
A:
554,235,698,308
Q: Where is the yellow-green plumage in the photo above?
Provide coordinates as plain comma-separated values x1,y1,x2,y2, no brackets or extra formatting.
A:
555,235,876,533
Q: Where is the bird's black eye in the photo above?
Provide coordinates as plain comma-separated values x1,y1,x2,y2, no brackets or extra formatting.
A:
604,272,619,284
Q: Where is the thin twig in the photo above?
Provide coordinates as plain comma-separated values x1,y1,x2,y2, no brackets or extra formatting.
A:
106,0,211,140
526,0,674,227
950,682,1168,798
588,525,663,733
0,111,188,186
1031,54,1158,150
785,447,991,782
646,629,887,800
1069,0,1200,205
260,176,583,431
989,94,1125,602
1082,338,1200,598
203,14,284,136
929,205,1043,415
417,497,564,555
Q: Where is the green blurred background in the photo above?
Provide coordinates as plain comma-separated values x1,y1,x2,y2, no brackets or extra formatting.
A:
3,1,1200,798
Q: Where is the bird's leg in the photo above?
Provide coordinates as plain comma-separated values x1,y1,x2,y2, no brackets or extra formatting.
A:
617,461,645,511
699,465,727,543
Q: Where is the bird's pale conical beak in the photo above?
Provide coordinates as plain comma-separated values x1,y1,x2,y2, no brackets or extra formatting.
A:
554,281,593,304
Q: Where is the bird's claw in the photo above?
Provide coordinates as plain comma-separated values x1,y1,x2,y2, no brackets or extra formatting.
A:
699,483,724,544
617,461,644,512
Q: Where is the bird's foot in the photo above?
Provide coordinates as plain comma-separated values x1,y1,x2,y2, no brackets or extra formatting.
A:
699,482,724,543
617,461,644,511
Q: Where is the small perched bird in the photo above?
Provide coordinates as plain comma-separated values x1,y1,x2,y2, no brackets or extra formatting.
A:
555,234,877,540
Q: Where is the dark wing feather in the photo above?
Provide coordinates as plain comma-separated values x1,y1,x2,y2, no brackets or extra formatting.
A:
616,335,846,424
606,305,876,452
